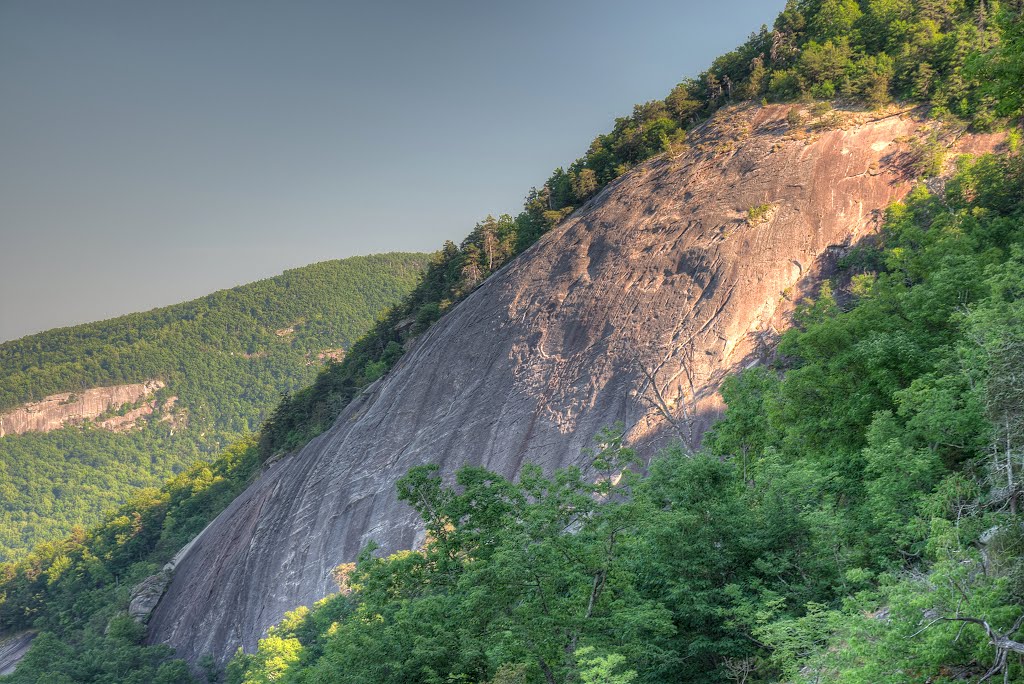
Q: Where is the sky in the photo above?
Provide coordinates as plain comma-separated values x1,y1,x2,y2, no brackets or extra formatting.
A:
0,0,785,343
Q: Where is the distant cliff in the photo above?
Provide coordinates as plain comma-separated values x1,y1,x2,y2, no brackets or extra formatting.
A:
0,381,166,437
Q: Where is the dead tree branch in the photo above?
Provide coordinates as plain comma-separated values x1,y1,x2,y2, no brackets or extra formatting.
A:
912,612,1024,683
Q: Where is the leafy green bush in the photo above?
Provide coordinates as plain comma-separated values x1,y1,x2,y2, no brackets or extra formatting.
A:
747,203,775,223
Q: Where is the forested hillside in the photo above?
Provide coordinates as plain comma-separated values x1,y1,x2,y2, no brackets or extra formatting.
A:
0,253,427,560
0,0,1022,682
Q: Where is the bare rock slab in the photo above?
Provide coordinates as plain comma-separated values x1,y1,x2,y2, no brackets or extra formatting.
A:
147,104,945,665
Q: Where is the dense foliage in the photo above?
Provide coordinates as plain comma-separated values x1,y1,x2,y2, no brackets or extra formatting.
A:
228,149,1024,683
0,253,427,559
0,438,263,683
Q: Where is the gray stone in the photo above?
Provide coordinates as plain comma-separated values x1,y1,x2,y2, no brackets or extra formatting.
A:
0,631,35,676
128,570,172,624
146,104,947,665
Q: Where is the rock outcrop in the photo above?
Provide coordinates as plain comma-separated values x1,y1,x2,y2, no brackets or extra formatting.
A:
128,571,173,624
0,380,165,437
128,518,218,625
147,104,976,665
0,631,35,676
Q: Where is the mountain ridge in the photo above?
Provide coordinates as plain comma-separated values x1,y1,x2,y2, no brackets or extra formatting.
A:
0,252,428,560
145,102,1001,665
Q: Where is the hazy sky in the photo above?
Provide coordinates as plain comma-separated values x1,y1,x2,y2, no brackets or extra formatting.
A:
0,0,784,342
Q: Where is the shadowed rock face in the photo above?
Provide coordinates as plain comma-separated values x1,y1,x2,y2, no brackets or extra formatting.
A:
0,631,34,676
147,104,931,664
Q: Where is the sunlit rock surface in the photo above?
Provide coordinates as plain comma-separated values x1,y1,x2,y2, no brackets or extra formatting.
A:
148,104,955,664
0,380,166,436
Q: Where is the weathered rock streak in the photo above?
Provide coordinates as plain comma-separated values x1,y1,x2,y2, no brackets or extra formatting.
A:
0,631,34,676
148,105,935,664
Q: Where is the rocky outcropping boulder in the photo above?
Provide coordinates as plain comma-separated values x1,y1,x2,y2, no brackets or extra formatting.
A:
0,380,165,437
128,570,173,624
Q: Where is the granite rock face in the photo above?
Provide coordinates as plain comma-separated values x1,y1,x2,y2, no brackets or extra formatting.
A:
0,631,35,676
128,571,173,624
147,104,937,664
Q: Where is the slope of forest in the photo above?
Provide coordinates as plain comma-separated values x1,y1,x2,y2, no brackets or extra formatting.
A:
0,253,427,560
0,0,1022,682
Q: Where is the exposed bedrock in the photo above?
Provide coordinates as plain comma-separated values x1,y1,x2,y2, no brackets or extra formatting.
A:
0,380,165,437
147,104,953,664
0,631,35,676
